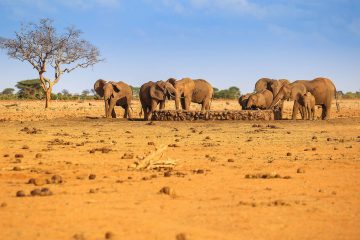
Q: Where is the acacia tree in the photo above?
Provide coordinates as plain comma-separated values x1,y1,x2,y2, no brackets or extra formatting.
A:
0,18,102,108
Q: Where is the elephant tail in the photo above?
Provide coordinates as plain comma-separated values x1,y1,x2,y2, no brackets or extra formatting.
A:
209,91,214,110
334,87,340,112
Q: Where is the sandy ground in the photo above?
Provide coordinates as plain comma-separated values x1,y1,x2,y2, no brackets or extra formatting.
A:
0,99,359,240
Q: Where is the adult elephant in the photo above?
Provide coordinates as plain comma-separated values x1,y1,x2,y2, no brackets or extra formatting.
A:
139,80,177,120
94,79,132,119
269,77,337,120
167,78,213,111
246,89,273,110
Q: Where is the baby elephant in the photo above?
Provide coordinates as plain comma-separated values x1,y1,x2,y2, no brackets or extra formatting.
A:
300,92,316,120
246,89,273,110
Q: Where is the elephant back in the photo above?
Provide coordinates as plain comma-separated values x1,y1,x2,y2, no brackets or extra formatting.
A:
192,79,213,103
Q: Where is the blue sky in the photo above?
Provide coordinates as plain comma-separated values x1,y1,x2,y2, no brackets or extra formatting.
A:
0,0,359,94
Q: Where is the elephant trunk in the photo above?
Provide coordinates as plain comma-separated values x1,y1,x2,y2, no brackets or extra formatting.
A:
269,93,283,109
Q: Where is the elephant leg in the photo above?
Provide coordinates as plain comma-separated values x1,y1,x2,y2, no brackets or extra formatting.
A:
159,100,165,110
292,101,299,120
122,105,128,119
143,106,148,120
127,105,132,119
104,99,109,118
184,97,191,110
108,100,117,118
306,106,311,120
324,101,331,120
203,98,211,110
180,98,186,110
321,105,327,120
111,108,117,118
148,101,158,120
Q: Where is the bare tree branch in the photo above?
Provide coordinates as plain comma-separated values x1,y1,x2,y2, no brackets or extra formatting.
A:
0,18,103,108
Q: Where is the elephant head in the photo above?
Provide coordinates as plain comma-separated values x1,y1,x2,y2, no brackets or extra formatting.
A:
255,78,274,92
269,79,290,97
94,79,107,97
269,84,292,109
239,93,251,110
246,93,264,109
150,81,177,101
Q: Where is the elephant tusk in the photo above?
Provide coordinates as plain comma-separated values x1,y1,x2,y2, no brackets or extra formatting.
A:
271,99,281,109
168,92,185,99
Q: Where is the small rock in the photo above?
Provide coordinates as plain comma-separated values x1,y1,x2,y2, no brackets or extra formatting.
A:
286,152,292,156
312,136,317,140
227,159,234,162
164,171,172,177
105,231,114,239
168,144,179,147
16,190,26,197
89,174,96,180
0,202,7,207
30,188,42,196
22,145,29,149
159,186,175,196
15,154,23,158
121,153,134,159
89,188,97,194
297,168,305,173
13,166,22,171
312,147,317,151
196,169,205,174
176,233,187,240
35,153,42,158
73,233,85,240
51,175,63,184
3,154,9,157
148,142,155,145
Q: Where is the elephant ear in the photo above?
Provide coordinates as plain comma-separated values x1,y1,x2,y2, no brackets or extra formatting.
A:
150,82,165,101
167,78,177,87
94,79,107,97
111,82,122,93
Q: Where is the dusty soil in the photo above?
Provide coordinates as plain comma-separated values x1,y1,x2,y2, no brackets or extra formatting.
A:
0,99,359,240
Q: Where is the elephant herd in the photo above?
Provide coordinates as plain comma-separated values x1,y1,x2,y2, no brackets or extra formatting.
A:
94,77,213,120
94,76,338,121
241,77,338,120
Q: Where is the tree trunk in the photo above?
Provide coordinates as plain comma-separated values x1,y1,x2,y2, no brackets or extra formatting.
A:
45,87,52,108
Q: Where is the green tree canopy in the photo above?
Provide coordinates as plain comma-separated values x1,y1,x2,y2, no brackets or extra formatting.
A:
213,86,241,99
16,79,44,99
1,88,15,95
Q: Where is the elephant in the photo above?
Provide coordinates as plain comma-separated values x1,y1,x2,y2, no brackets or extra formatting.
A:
255,78,289,118
246,89,274,110
269,77,337,120
299,92,316,120
139,80,177,120
238,93,251,110
167,77,213,111
94,79,132,119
